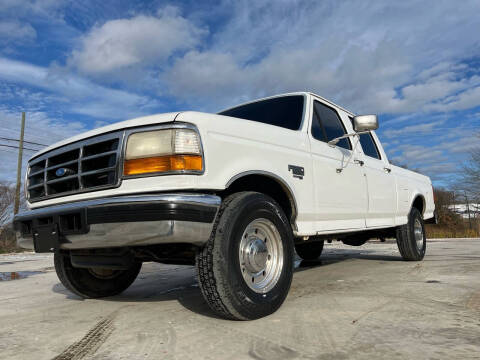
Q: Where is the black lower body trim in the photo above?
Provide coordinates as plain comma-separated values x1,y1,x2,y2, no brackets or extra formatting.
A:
87,202,217,224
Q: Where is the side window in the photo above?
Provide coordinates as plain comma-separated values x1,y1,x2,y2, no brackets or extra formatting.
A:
349,117,381,159
218,95,304,130
312,101,351,150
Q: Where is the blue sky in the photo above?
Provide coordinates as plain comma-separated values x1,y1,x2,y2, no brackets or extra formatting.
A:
0,0,479,187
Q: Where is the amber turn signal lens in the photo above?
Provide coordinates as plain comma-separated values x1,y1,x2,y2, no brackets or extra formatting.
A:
123,155,203,176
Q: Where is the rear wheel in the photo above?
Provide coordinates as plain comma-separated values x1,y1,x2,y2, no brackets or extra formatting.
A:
295,240,324,260
54,252,142,298
196,192,294,320
396,207,426,261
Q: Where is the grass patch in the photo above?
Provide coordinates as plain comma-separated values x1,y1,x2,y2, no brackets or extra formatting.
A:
426,224,480,239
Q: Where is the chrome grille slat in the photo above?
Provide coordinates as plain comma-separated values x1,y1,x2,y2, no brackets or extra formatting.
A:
27,183,44,190
78,145,84,190
46,174,78,185
45,159,78,171
81,150,117,161
27,131,123,202
79,167,117,177
29,169,45,177
43,158,48,198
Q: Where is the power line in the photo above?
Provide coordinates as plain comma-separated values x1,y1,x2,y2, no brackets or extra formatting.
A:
0,144,40,152
0,136,48,147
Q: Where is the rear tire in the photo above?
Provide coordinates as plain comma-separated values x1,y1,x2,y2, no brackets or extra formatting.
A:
196,192,294,320
295,240,324,260
396,207,426,261
54,252,142,298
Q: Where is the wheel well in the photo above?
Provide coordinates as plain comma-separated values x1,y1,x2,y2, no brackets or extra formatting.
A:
412,196,425,215
220,174,297,230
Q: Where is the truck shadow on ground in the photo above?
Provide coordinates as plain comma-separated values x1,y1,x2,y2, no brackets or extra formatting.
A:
295,248,402,271
51,248,403,319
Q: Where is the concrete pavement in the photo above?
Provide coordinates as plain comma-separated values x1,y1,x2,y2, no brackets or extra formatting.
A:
1,238,479,359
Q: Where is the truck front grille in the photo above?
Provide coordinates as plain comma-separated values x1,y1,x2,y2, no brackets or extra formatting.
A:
27,132,123,202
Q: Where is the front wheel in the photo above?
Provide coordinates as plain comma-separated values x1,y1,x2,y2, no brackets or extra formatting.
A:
54,252,142,298
396,207,426,261
196,192,294,320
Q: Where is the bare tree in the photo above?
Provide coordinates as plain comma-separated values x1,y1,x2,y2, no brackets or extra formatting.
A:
459,133,480,201
433,188,462,225
0,181,15,230
0,181,26,252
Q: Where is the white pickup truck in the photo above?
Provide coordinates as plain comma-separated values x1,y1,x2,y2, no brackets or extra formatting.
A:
15,92,435,320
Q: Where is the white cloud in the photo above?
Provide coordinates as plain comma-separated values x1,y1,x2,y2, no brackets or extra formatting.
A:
164,51,248,107
421,163,458,177
391,145,444,164
389,142,456,181
0,0,64,19
425,86,480,113
384,123,479,182
0,21,36,43
382,121,443,138
68,7,206,76
400,74,480,111
162,0,480,114
0,57,160,119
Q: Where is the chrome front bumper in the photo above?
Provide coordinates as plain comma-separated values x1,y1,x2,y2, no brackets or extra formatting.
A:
14,194,221,251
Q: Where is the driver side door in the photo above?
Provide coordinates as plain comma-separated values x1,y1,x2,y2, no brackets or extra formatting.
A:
310,99,368,232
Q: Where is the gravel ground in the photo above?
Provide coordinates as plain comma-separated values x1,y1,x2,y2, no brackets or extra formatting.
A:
1,238,479,359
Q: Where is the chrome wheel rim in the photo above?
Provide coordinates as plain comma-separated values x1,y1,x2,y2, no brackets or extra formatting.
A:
239,218,283,293
414,218,424,250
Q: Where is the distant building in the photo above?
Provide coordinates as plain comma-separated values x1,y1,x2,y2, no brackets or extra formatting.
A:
447,203,480,219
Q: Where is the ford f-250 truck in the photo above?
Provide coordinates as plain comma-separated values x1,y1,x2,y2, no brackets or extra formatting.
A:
14,92,435,320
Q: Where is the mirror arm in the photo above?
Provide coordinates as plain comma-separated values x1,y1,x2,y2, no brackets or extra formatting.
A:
327,131,370,147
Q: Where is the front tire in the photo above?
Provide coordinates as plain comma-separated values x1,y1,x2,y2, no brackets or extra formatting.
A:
196,192,294,320
54,252,142,298
396,207,426,261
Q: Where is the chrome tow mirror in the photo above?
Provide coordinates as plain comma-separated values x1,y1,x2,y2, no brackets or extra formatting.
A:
328,114,379,147
353,115,378,132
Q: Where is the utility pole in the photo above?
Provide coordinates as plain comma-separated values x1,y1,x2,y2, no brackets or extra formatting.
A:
14,112,25,215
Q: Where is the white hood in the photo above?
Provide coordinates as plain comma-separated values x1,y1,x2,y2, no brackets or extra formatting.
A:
30,112,180,160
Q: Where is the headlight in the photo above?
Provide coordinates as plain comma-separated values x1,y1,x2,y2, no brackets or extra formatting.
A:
123,128,203,176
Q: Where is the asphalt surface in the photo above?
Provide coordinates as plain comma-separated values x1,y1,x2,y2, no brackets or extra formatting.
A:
1,238,479,360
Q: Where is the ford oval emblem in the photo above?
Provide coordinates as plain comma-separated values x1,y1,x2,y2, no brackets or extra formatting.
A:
55,168,67,177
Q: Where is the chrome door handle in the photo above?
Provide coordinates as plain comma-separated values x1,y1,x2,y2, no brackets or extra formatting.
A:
384,167,392,173
354,159,364,166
